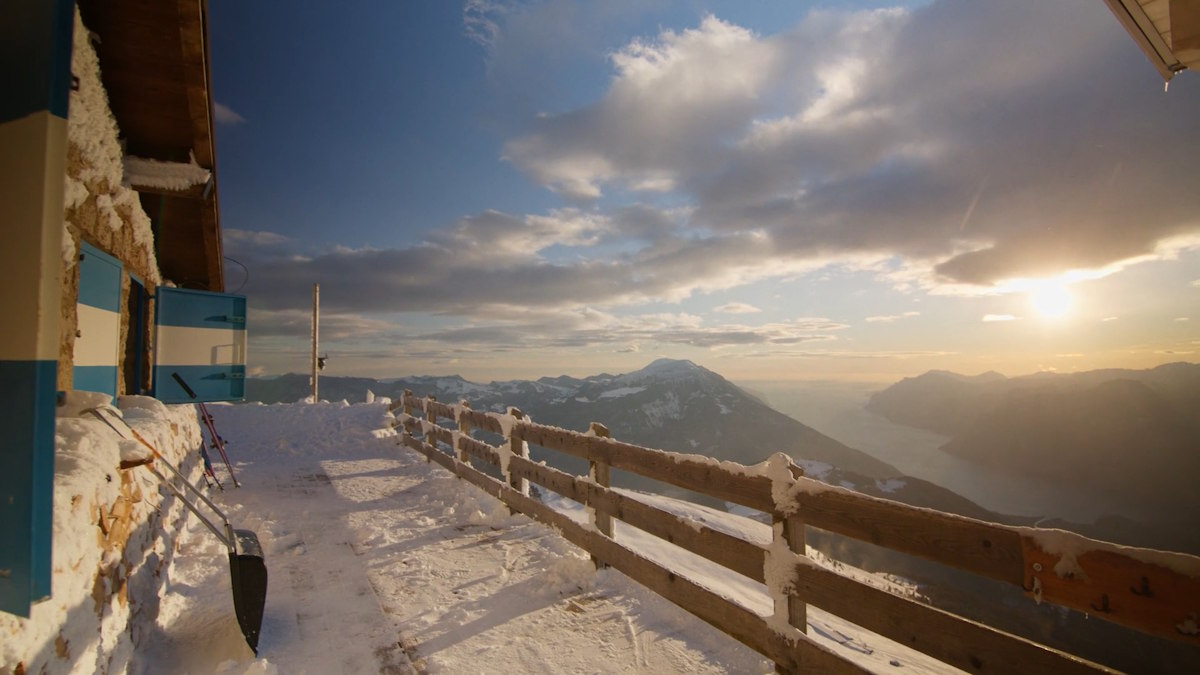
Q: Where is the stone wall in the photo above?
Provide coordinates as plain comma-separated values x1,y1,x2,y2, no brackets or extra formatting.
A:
0,396,204,674
59,9,162,395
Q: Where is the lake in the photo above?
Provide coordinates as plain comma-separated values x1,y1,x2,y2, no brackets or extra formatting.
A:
742,380,1155,524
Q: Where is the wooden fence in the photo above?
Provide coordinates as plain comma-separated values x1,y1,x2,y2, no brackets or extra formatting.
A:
389,391,1200,674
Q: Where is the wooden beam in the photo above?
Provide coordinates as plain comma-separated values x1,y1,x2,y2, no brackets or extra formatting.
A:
1103,0,1185,79
1022,535,1200,645
518,422,776,512
787,481,1026,586
786,553,1114,674
507,453,768,582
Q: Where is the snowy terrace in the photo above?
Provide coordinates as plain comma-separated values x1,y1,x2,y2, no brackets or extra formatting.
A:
6,394,1200,674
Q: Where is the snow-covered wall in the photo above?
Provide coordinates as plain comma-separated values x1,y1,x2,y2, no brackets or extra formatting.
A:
0,393,203,675
59,9,162,393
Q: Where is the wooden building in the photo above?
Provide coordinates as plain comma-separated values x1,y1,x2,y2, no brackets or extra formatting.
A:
2,0,244,617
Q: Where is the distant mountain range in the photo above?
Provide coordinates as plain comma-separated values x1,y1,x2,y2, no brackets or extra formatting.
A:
249,359,1009,522
247,359,1200,552
867,362,1200,541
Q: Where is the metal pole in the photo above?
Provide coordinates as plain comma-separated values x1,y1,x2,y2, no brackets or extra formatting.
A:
311,283,319,402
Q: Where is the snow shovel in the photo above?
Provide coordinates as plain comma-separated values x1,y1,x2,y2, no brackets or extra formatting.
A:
84,406,267,654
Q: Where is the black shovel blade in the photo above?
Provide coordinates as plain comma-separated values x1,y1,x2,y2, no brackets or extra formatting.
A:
228,528,268,654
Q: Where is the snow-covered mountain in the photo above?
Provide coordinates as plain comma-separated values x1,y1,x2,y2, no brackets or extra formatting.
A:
249,359,1011,522
252,359,899,473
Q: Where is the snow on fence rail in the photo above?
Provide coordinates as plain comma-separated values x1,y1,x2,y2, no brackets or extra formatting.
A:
389,391,1200,674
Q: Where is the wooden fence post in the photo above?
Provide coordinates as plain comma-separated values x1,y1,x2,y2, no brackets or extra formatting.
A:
401,389,428,464
588,422,613,539
507,408,527,496
589,422,614,570
457,400,472,466
775,461,807,641
784,514,806,633
426,394,438,450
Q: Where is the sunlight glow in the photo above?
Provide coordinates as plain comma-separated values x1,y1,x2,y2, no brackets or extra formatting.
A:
1031,284,1072,319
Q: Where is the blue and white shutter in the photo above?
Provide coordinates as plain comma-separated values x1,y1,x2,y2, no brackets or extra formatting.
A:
73,242,123,399
153,287,247,402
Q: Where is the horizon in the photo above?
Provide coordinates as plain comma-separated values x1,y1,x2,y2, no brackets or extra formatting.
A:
209,1,1199,383
248,356,1200,387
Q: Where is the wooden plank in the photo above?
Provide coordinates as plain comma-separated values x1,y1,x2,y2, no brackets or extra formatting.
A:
518,421,776,512
787,481,1026,586
457,407,505,435
457,434,501,467
785,553,1114,674
508,454,767,583
424,398,457,421
394,415,456,455
400,433,454,475
1021,535,1200,645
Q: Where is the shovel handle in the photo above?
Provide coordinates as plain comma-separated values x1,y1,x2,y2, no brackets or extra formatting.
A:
84,407,234,539
147,465,234,551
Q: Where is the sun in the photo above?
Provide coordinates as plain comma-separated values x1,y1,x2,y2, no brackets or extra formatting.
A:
1030,284,1072,319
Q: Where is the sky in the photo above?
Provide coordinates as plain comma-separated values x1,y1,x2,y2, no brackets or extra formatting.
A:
208,0,1200,383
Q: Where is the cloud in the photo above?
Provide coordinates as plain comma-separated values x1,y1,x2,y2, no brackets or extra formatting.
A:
248,308,399,341
413,311,846,350
225,228,290,248
213,102,246,125
982,314,1017,322
235,2,1200,365
505,15,777,200
1101,316,1118,322
741,348,957,360
503,1,1200,290
865,311,919,323
714,302,761,314
223,209,835,316
463,0,507,47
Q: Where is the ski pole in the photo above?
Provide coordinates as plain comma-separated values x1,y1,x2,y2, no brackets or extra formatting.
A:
171,372,241,487
199,402,239,487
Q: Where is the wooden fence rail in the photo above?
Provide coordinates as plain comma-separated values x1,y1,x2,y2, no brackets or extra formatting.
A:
389,391,1200,673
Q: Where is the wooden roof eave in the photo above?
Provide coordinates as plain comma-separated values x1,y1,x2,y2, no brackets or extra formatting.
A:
1103,0,1195,81
78,0,225,292
177,0,224,292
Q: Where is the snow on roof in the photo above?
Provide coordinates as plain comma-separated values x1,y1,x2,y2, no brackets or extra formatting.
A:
123,154,212,192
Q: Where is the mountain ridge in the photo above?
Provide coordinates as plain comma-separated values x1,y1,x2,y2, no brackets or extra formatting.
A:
248,359,1046,526
867,362,1200,547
